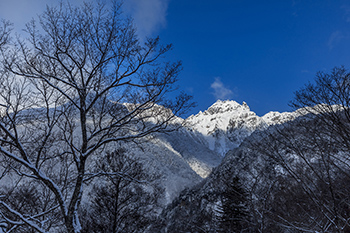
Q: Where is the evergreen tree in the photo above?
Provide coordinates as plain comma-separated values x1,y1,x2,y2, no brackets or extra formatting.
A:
216,176,249,233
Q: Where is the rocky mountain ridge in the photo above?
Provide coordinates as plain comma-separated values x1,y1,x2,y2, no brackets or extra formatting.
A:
156,99,350,232
185,99,296,156
131,99,298,204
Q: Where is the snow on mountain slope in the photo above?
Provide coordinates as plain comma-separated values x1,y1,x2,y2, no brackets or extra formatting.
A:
2,100,297,205
135,100,296,187
121,100,295,201
157,128,222,178
185,100,296,156
122,136,203,204
261,110,296,125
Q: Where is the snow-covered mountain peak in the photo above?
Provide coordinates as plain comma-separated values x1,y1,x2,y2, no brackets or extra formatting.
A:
186,100,255,134
185,100,265,156
185,100,300,156
204,100,249,115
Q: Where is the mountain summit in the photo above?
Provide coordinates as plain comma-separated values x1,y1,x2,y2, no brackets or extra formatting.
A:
185,100,295,156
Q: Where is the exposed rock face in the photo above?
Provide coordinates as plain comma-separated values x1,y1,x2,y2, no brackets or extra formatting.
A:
185,100,296,156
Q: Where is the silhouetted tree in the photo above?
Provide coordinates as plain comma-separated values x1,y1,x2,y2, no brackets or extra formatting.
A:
0,20,11,48
0,183,61,233
250,67,350,232
81,149,163,233
0,1,193,232
216,176,249,233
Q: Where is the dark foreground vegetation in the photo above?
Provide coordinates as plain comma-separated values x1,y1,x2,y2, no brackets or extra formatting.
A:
0,0,350,232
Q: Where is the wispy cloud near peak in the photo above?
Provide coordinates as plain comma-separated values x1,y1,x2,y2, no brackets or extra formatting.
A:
123,0,170,39
210,77,235,100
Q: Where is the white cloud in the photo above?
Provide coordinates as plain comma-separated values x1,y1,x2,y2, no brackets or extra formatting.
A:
0,0,85,33
328,30,348,50
123,0,170,39
0,0,169,39
210,77,234,100
341,5,350,22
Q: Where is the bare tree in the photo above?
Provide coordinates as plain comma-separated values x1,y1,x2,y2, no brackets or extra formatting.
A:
81,149,163,233
0,20,11,48
249,67,350,232
0,1,193,233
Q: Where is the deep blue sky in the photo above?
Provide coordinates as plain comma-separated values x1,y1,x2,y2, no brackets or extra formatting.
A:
2,0,350,116
157,0,350,116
